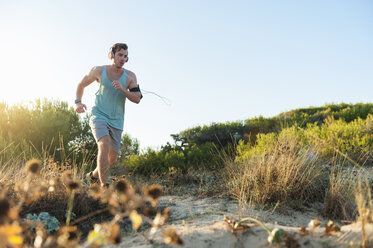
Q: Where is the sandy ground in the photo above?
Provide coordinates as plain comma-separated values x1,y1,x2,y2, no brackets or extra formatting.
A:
113,196,373,248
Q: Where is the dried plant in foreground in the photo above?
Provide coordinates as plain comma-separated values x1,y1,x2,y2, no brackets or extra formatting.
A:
224,216,286,245
0,157,183,247
355,177,373,248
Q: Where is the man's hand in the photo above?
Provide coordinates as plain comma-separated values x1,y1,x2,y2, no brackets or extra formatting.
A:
75,103,87,113
112,80,124,92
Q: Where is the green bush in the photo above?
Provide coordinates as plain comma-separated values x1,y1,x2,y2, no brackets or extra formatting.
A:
0,99,95,168
125,142,222,176
185,142,221,168
303,115,373,165
236,115,373,166
118,133,140,164
128,104,373,176
126,148,184,175
176,103,373,149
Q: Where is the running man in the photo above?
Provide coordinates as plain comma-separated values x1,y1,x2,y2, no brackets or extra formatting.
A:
75,43,142,187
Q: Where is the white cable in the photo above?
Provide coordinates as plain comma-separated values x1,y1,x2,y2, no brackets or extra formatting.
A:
142,89,172,106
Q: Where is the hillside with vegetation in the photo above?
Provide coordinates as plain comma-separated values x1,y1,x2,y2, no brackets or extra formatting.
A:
126,103,373,174
0,100,372,247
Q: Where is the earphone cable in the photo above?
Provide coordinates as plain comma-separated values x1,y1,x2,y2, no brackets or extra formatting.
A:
142,89,172,106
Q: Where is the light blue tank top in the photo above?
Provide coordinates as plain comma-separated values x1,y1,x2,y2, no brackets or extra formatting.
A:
91,66,127,130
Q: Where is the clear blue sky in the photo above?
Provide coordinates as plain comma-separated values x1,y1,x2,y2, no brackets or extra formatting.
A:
0,0,372,150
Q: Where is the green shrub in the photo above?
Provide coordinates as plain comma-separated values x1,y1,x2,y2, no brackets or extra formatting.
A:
125,142,221,176
176,103,373,149
26,212,60,233
0,99,95,167
126,149,165,175
185,142,220,168
236,115,373,167
303,115,373,165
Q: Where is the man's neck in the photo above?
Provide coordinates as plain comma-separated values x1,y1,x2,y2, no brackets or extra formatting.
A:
111,64,123,73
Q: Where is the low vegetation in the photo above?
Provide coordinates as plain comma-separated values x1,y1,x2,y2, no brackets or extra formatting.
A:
0,156,177,247
0,100,372,247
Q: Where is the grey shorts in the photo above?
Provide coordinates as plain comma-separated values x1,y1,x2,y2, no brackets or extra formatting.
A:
89,120,122,153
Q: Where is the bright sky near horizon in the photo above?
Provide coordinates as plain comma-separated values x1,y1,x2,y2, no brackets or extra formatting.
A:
0,0,372,150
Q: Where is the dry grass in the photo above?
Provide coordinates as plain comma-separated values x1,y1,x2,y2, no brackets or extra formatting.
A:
321,163,358,221
223,128,373,246
117,163,226,198
225,134,328,208
0,154,181,247
355,177,373,248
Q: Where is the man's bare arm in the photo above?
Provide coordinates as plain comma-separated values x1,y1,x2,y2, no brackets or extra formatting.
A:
75,66,101,113
112,71,142,104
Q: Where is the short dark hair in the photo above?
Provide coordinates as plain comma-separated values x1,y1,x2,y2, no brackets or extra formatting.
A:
109,43,128,59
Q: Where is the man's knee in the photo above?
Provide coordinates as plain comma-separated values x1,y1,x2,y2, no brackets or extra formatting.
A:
97,136,110,151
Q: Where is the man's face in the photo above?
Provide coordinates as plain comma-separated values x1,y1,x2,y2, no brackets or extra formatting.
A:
113,48,128,67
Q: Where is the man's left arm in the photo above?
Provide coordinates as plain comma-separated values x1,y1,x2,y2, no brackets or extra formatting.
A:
112,71,142,104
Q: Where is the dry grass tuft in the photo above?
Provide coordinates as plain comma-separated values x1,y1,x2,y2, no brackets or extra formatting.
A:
321,164,357,221
225,133,328,207
355,177,373,248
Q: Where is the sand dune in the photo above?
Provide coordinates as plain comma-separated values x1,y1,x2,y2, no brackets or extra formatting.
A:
114,196,373,247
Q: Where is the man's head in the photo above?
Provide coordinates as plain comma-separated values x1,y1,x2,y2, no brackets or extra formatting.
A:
109,43,128,68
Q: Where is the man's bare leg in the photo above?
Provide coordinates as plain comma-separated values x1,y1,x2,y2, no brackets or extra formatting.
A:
91,136,110,186
108,149,118,168
92,141,118,185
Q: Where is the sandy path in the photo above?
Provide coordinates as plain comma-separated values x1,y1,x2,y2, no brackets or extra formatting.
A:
114,196,373,248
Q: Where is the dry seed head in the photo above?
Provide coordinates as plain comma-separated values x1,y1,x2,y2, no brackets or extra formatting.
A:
129,211,142,232
0,198,10,219
143,206,157,217
43,237,58,248
163,207,171,221
62,170,72,180
108,194,120,208
299,226,310,236
324,220,340,235
57,225,81,246
89,183,100,193
112,174,118,182
0,222,24,246
284,233,300,248
67,180,80,191
109,224,121,244
8,206,20,220
25,159,41,175
112,235,121,244
162,227,183,245
115,180,128,194
308,219,320,230
144,184,163,201
152,212,166,227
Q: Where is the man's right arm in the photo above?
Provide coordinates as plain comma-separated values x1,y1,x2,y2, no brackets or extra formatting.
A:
75,66,101,113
